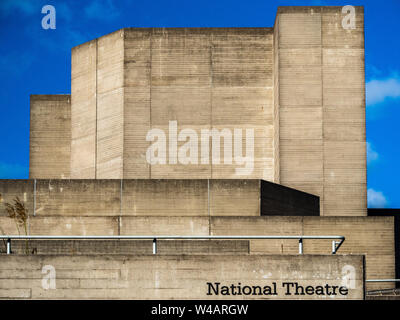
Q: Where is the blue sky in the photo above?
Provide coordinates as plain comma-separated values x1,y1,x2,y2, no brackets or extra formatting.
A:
0,0,399,208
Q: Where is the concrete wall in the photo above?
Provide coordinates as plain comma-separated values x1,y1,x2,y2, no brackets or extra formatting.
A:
0,208,392,290
0,254,363,299
71,40,97,178
0,179,317,217
0,180,33,217
0,179,259,217
30,95,71,179
96,30,124,178
70,28,276,181
275,7,366,216
36,14,366,217
211,216,393,291
123,29,151,178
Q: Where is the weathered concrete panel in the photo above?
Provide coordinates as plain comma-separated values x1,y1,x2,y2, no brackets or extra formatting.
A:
211,216,303,254
0,180,33,217
321,7,366,217
277,9,322,48
0,216,117,236
30,216,118,236
69,28,276,180
303,216,394,290
35,180,120,216
151,28,211,87
273,20,280,183
276,9,324,215
120,216,209,235
123,29,151,178
122,180,208,216
212,28,273,87
210,180,259,216
30,95,71,179
321,6,364,48
280,139,323,183
0,254,364,299
275,6,366,216
211,215,393,290
71,40,97,178
96,30,124,178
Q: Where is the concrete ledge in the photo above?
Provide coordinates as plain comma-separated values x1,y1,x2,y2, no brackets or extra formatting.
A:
0,254,364,299
0,179,319,217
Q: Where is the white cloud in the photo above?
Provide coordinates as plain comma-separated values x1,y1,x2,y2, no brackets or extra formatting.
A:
366,142,378,164
367,188,388,208
366,77,400,106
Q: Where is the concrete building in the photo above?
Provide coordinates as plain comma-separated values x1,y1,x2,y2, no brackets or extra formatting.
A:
0,6,395,299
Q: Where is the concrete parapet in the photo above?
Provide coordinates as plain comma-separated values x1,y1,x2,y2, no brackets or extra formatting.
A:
0,179,319,217
0,254,364,299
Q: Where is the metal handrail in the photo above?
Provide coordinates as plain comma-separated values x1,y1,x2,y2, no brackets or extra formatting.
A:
0,235,345,255
366,279,400,282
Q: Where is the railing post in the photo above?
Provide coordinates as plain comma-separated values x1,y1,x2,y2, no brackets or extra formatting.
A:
298,238,303,254
153,238,157,255
6,238,11,255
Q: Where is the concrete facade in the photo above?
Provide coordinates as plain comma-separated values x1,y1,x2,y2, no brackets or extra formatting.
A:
0,210,393,291
1,6,390,299
0,254,364,299
69,28,275,181
30,6,367,217
0,179,319,217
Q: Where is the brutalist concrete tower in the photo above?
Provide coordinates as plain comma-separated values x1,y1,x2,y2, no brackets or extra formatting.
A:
0,6,394,300
30,7,367,217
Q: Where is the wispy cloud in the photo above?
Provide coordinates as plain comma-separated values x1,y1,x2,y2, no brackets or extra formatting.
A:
366,76,400,106
0,162,28,179
84,0,120,21
366,142,379,164
367,188,388,208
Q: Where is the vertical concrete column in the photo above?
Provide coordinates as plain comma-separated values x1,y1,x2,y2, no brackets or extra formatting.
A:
71,30,125,179
275,7,324,212
30,95,71,179
96,30,124,178
273,17,280,183
71,40,97,178
123,29,151,178
321,7,366,216
275,6,366,216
